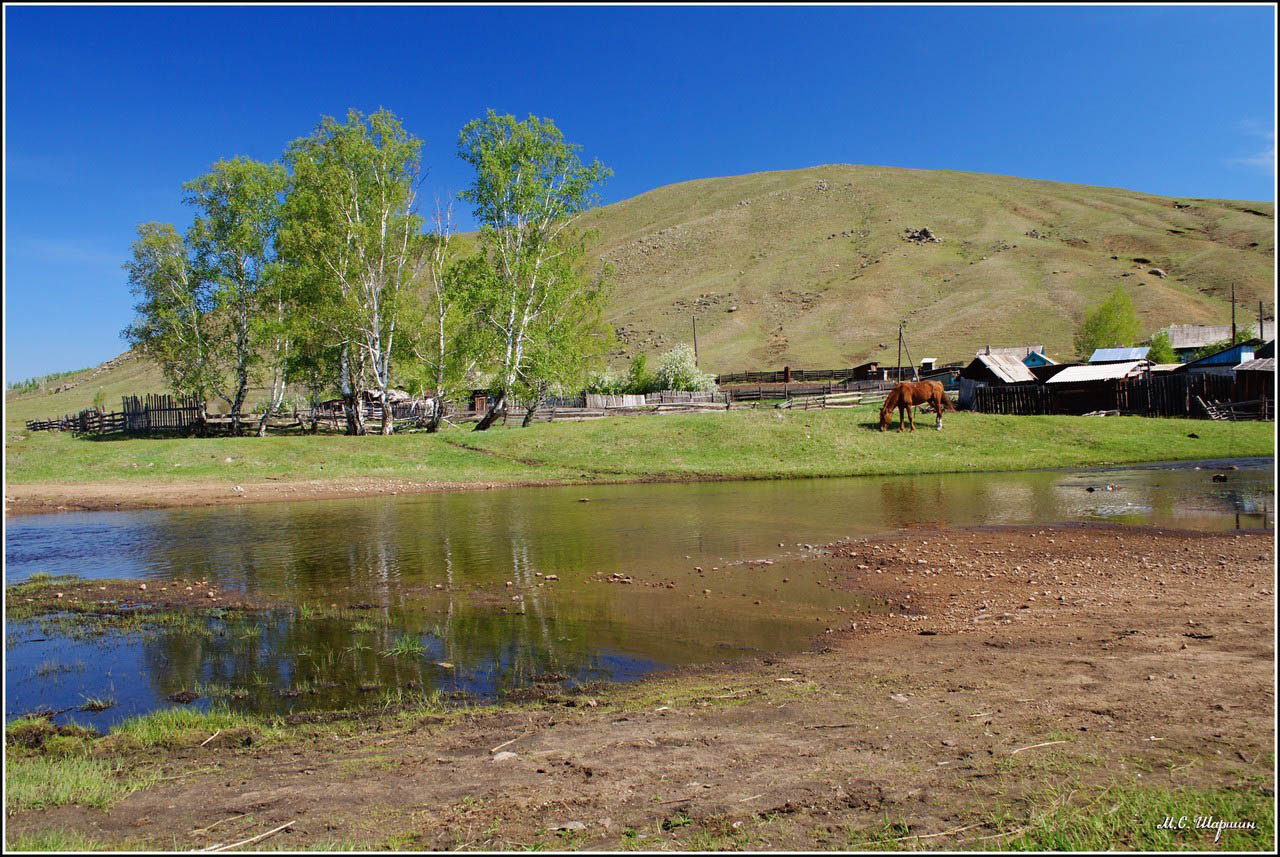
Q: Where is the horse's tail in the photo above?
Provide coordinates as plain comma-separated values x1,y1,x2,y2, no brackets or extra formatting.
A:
940,390,957,412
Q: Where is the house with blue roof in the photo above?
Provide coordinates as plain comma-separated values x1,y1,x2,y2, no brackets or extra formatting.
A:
1023,351,1056,368
1089,347,1150,364
1180,341,1258,377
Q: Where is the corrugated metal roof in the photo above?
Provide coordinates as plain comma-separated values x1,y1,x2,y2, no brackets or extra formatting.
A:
1089,347,1150,363
1046,361,1146,384
1234,358,1275,373
974,345,1044,359
973,353,1037,383
1165,321,1275,350
1185,343,1255,367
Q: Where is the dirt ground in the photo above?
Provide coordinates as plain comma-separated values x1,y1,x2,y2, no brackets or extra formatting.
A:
6,524,1275,850
4,477,574,517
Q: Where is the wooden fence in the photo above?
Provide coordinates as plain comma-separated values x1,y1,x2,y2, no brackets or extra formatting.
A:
26,395,203,436
120,394,202,433
725,379,897,402
972,384,1053,415
968,374,1261,419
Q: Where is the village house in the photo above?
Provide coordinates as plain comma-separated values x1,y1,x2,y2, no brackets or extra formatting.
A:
957,352,1038,408
1180,341,1259,377
1088,347,1150,364
1233,357,1275,404
1160,321,1275,362
975,344,1048,366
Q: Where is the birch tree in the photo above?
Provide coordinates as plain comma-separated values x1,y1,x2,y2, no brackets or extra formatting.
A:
457,110,612,430
122,223,216,413
512,253,613,426
281,109,424,435
183,157,288,435
406,200,487,432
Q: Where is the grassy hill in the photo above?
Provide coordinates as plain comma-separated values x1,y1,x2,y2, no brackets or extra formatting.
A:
6,165,1273,426
584,165,1273,371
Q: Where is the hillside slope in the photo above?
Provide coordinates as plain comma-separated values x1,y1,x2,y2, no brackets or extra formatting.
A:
583,165,1273,370
7,166,1273,421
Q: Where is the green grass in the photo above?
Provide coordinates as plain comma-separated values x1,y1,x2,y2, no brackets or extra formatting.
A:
106,706,281,750
4,425,578,485
380,635,427,658
451,407,1273,479
4,829,112,852
989,783,1274,851
6,408,1272,491
4,756,157,810
839,783,1275,851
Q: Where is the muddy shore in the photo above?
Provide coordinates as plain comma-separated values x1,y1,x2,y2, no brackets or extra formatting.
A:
5,523,1275,850
4,477,582,517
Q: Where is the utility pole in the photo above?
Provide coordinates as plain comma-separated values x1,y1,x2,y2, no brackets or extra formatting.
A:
896,320,918,381
1260,301,1266,340
1231,283,1237,342
692,316,699,367
896,321,903,382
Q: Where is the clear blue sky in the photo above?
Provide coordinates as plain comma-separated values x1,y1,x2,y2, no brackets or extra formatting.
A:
4,3,1275,382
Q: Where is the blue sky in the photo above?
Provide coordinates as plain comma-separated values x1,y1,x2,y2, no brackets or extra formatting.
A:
4,3,1275,382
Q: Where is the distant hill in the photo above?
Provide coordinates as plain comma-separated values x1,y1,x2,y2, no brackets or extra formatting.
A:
8,165,1272,424
582,164,1273,371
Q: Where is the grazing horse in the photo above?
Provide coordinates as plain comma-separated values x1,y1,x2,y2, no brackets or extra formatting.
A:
879,381,956,432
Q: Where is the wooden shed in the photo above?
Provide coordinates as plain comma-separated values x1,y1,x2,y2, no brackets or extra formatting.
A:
1233,358,1275,403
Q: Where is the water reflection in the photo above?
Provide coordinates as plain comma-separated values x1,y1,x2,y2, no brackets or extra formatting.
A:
6,458,1273,726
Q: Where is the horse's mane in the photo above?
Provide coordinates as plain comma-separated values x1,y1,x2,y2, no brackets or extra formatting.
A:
880,386,901,415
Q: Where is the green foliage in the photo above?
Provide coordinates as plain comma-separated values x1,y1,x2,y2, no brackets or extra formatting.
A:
6,368,88,395
121,223,213,400
625,353,658,394
585,354,660,395
655,344,718,392
1146,330,1176,364
1074,287,1141,359
281,109,426,434
457,110,613,427
584,368,626,395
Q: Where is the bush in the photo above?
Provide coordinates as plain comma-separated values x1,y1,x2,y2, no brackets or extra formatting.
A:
624,354,659,394
655,344,718,392
1147,330,1176,364
1074,287,1140,359
584,369,626,395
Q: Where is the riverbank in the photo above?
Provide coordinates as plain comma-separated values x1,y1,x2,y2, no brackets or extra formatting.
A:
6,523,1273,851
6,409,1274,515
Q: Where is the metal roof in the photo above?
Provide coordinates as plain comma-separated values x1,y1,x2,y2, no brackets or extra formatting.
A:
1089,347,1150,363
1184,342,1256,367
1234,358,1275,373
974,345,1044,359
972,353,1037,383
1046,361,1147,384
1165,321,1275,350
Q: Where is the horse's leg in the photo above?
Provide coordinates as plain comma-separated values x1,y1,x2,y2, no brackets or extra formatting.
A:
907,403,915,432
935,395,944,430
897,403,906,432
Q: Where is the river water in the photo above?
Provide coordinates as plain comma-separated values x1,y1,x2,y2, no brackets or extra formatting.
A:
4,458,1273,727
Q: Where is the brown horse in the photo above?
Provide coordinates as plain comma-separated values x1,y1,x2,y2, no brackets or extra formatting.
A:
879,381,956,432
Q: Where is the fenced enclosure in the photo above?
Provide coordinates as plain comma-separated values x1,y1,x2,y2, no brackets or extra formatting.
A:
967,373,1268,419
26,395,203,436
725,379,898,402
